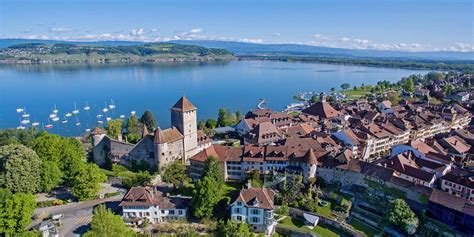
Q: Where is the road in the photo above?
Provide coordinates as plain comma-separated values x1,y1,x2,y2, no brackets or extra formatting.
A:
33,195,123,237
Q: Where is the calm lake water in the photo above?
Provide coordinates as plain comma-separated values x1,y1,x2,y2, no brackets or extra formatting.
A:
0,60,427,136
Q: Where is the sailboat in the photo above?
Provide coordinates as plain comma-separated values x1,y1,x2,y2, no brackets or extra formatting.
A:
84,102,90,111
119,114,125,119
53,105,59,114
85,128,91,132
97,120,104,125
96,114,103,118
21,119,30,125
31,122,40,127
108,99,116,109
65,112,72,117
16,108,24,113
106,117,112,121
75,115,81,126
52,117,60,122
17,118,25,130
45,119,53,129
61,117,68,124
131,111,136,116
21,113,30,118
72,102,80,114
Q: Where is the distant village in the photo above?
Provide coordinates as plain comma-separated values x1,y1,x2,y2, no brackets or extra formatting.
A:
82,71,474,236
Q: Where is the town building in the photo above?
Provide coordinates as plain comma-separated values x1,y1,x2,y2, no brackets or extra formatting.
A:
120,186,189,224
229,186,276,235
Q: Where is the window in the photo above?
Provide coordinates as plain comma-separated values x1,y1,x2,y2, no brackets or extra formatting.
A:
252,209,259,215
236,216,242,221
169,210,175,215
178,210,183,215
161,210,165,214
237,202,242,206
251,217,259,223
235,208,240,214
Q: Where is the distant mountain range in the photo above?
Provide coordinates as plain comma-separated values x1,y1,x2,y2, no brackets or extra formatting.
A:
0,38,472,61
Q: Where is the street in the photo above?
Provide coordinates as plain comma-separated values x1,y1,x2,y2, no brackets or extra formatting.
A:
33,195,123,237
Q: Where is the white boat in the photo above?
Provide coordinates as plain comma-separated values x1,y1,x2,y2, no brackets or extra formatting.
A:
102,108,108,113
31,122,40,127
16,108,24,113
84,102,90,111
131,111,136,115
96,114,103,118
72,102,80,114
53,105,59,114
97,120,104,124
52,117,60,122
75,122,81,126
119,114,125,119
65,113,72,117
17,125,26,130
21,119,30,125
85,128,91,132
109,99,116,109
61,119,68,124
21,113,30,118
49,113,57,119
106,117,112,121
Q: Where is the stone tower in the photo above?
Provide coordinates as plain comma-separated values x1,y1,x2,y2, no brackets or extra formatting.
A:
171,96,198,162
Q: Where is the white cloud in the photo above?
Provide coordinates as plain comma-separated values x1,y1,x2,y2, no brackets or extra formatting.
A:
130,28,145,36
50,27,73,33
240,38,264,44
190,28,202,34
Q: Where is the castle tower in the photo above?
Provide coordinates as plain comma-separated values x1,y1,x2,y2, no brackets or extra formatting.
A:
171,96,198,162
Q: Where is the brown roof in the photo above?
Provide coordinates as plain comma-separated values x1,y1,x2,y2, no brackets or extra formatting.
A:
190,144,242,163
154,127,183,144
302,101,341,119
92,126,106,135
442,136,471,154
120,187,188,209
303,149,318,165
339,160,394,181
411,140,438,155
441,167,474,189
429,189,474,216
234,188,275,210
171,96,196,112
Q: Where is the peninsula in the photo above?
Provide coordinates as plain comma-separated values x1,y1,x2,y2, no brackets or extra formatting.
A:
0,42,235,64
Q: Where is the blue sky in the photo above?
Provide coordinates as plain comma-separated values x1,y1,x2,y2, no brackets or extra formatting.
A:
1,0,472,51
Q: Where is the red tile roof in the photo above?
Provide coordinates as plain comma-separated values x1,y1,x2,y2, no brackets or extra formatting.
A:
171,96,196,112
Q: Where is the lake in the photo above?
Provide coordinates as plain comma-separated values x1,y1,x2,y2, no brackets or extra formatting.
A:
0,60,427,136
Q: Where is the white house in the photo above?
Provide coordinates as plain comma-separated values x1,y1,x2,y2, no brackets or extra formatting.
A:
229,187,276,235
120,187,188,224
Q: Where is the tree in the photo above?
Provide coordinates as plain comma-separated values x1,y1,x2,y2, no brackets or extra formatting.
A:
404,78,415,93
425,72,445,82
340,83,350,91
122,171,151,189
106,119,123,140
60,138,87,184
387,199,419,234
140,111,157,132
0,144,41,193
217,109,228,127
0,128,39,148
198,119,206,130
0,189,36,235
84,204,135,237
205,119,217,129
216,220,251,237
310,94,320,104
71,163,106,201
248,170,262,188
275,204,289,216
162,161,190,188
126,115,142,135
40,161,62,192
387,92,401,106
192,156,224,219
235,110,242,122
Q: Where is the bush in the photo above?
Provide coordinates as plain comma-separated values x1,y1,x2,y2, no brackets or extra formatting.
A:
275,204,289,216
52,199,64,206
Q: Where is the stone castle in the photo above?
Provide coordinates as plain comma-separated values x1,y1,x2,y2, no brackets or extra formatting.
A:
92,96,211,170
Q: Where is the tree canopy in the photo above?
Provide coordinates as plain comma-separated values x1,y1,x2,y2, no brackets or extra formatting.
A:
71,163,106,201
387,199,419,234
161,160,190,188
106,119,124,140
0,128,39,148
340,83,350,90
0,144,41,193
0,189,36,235
192,156,224,219
84,204,135,237
140,111,157,132
404,78,415,93
216,220,251,237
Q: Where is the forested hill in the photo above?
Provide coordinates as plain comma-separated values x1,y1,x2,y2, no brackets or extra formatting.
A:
0,42,235,64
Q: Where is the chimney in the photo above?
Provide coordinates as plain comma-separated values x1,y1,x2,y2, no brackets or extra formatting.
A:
320,92,327,103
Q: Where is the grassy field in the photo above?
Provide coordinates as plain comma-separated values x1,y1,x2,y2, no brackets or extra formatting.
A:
343,88,372,100
279,217,344,237
349,218,380,237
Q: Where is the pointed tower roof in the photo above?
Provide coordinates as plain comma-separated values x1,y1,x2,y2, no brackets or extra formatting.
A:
142,123,149,138
303,148,318,165
171,96,196,112
154,127,165,144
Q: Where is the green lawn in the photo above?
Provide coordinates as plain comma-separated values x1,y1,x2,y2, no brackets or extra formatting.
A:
279,217,342,237
315,200,333,217
349,218,380,237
